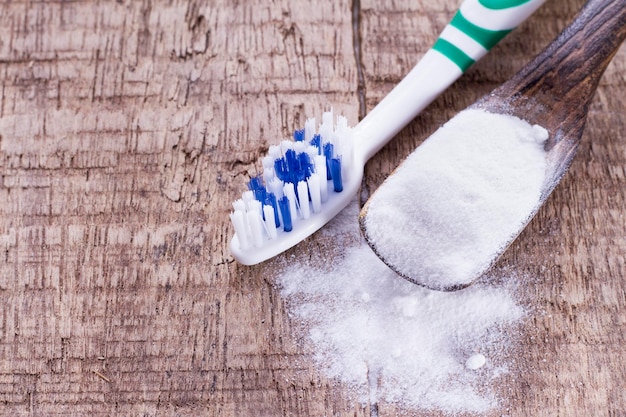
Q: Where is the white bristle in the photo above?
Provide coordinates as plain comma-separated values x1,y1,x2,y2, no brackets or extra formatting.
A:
314,154,328,202
247,210,265,247
261,158,275,183
313,154,326,172
319,125,332,145
263,205,278,239
233,199,246,212
281,140,294,153
268,144,282,159
262,155,274,171
293,141,305,153
308,173,322,213
336,115,348,131
230,210,251,250
263,169,275,184
322,110,333,127
268,177,284,199
319,111,334,144
297,181,310,219
242,191,255,210
340,127,354,176
249,199,263,214
268,178,285,228
306,145,319,159
304,118,316,142
238,198,255,240
283,183,298,223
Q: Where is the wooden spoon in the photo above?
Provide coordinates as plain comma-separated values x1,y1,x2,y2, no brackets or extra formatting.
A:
359,0,626,291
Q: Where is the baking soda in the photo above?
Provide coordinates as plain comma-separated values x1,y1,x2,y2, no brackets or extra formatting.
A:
275,201,525,414
362,108,549,290
466,353,487,370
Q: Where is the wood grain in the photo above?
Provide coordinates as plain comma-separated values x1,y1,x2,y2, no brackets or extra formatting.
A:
0,0,624,416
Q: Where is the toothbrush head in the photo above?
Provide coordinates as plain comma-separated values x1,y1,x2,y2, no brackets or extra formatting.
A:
229,110,360,265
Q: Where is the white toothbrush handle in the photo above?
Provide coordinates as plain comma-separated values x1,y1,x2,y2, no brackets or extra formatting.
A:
353,0,547,163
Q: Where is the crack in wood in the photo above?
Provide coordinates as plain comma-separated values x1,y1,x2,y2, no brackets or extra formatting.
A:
352,0,367,120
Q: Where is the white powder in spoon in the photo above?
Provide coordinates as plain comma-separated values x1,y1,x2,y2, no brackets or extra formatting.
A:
362,108,549,290
275,201,525,414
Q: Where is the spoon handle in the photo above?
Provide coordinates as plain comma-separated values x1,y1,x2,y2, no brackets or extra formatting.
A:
487,0,626,134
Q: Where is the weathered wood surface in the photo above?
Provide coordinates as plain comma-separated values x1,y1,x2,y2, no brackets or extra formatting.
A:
0,0,624,416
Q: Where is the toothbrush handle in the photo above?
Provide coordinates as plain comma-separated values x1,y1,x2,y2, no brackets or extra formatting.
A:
353,0,546,163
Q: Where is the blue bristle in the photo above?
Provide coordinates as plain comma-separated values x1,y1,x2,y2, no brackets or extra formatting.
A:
310,134,321,152
278,196,293,232
248,176,267,202
298,152,314,179
323,143,334,179
274,158,287,181
293,129,305,142
285,149,300,176
330,158,343,192
273,146,317,192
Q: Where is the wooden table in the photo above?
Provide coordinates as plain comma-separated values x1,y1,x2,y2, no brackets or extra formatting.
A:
1,0,624,415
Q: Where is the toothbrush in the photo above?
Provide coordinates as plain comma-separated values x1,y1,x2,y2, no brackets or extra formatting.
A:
230,0,547,266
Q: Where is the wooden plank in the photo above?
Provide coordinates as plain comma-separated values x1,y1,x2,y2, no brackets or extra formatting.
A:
0,0,624,416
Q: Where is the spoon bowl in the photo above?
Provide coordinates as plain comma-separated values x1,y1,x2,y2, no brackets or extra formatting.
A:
477,0,626,202
360,0,626,291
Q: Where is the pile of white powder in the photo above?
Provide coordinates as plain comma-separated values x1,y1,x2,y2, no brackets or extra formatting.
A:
275,202,525,414
361,108,549,290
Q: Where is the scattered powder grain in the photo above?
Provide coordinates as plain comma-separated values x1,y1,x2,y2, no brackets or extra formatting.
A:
466,353,487,370
275,201,525,414
362,108,549,290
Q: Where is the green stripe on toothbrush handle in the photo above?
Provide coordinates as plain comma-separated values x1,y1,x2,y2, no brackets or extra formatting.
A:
432,38,475,72
433,0,536,72
479,0,533,9
450,11,512,50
